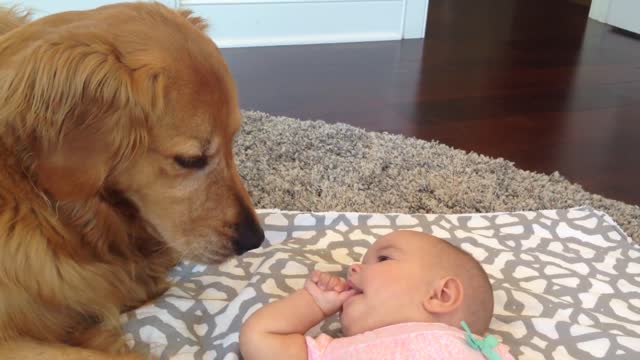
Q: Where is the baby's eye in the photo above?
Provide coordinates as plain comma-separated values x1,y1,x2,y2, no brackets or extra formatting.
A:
377,255,391,262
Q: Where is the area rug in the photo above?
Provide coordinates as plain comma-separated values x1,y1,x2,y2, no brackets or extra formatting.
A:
234,111,638,242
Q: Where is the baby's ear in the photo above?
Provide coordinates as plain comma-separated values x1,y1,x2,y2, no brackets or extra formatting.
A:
423,277,464,314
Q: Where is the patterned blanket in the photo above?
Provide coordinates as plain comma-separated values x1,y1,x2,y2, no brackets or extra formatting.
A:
123,207,640,359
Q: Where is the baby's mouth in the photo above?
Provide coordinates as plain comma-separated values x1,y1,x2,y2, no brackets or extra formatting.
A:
347,280,363,295
342,281,363,313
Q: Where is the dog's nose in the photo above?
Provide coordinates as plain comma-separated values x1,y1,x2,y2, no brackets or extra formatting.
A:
232,209,265,255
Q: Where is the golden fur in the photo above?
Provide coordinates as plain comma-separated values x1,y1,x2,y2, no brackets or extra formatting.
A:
0,3,264,359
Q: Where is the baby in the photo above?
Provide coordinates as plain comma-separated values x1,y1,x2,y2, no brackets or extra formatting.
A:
240,230,514,360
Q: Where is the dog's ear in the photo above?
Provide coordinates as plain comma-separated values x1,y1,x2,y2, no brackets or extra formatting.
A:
3,37,159,200
176,8,208,32
35,116,120,201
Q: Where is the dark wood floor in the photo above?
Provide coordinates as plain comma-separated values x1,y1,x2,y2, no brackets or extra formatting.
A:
221,0,640,206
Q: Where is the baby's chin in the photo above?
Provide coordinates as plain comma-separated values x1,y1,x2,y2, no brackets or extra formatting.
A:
340,299,382,336
340,320,358,337
339,315,374,337
339,312,356,336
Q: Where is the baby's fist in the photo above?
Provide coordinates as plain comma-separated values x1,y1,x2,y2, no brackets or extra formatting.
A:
305,271,356,316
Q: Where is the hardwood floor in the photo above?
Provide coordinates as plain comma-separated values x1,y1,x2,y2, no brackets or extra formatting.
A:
221,0,640,206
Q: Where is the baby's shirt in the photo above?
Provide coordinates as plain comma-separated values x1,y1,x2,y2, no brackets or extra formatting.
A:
305,322,515,360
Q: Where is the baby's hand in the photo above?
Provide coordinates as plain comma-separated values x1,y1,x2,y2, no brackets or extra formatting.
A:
305,271,356,316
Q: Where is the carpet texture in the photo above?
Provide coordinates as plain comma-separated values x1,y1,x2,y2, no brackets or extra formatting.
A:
235,111,639,243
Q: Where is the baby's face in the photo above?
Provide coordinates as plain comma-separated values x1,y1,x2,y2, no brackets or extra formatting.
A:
341,231,445,336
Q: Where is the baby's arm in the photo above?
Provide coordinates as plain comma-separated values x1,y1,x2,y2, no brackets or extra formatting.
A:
239,271,354,360
240,287,324,360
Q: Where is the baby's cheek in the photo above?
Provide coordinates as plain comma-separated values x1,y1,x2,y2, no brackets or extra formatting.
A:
386,283,421,308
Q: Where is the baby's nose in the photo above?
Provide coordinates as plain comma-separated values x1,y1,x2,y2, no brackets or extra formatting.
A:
349,264,361,274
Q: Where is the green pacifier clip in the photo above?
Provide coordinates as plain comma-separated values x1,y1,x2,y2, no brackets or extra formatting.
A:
461,321,505,360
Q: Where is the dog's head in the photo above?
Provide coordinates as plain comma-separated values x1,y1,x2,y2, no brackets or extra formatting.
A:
0,3,264,262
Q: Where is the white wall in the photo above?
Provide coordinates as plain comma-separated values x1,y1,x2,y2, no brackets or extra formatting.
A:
10,0,428,47
589,0,611,23
13,0,175,18
182,0,428,48
589,0,640,34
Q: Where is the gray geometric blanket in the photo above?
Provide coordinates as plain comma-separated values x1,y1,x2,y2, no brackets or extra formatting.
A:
122,207,640,359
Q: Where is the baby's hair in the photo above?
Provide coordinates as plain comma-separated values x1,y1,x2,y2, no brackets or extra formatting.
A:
438,240,494,335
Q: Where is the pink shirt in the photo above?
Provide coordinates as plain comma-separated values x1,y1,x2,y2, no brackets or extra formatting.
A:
305,322,515,360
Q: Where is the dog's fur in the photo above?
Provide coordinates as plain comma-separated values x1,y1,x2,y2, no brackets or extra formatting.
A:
0,3,264,359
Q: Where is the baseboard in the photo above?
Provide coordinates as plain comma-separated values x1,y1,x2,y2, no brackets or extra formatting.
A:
214,32,401,48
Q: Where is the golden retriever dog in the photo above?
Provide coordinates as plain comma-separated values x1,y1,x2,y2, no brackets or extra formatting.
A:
0,2,264,359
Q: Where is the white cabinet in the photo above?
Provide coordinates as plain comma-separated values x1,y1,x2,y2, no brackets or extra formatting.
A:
589,0,640,34
607,0,640,34
15,0,174,18
14,0,428,47
183,0,428,47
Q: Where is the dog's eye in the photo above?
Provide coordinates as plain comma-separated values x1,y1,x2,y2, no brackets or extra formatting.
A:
174,155,208,169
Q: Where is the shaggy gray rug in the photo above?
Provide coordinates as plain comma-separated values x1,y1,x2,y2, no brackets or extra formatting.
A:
235,111,639,243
